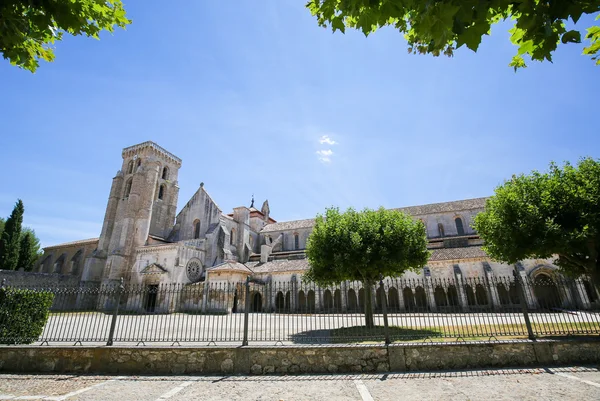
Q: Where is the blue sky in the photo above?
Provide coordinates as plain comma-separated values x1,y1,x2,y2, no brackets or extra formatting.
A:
1,1,598,248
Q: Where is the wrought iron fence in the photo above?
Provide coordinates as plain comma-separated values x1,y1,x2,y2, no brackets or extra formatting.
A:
1,272,599,346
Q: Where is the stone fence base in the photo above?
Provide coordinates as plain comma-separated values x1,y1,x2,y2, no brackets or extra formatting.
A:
1,339,600,375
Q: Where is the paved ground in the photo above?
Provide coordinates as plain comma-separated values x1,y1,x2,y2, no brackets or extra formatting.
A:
0,366,599,400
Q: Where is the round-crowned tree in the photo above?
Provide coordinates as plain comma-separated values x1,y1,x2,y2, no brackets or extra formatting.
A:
305,207,430,327
475,158,600,283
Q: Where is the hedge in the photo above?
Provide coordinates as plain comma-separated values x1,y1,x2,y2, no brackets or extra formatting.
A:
0,287,54,344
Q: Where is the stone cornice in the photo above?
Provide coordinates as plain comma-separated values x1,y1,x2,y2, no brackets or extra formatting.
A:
122,141,182,166
135,244,179,253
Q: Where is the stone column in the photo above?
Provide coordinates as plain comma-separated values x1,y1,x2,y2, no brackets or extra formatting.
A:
425,277,437,312
341,281,348,312
519,271,538,309
455,275,469,312
484,274,501,310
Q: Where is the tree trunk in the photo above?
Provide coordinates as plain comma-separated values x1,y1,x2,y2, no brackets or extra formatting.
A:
364,280,375,328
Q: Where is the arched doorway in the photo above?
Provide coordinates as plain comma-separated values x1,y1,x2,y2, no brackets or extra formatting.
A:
251,292,262,312
388,287,400,311
475,284,489,306
465,285,476,306
447,285,459,308
347,289,358,312
415,286,428,311
403,287,415,311
323,289,333,312
307,290,316,312
434,286,447,308
497,283,510,305
358,288,365,311
334,289,342,312
509,283,520,304
533,273,561,309
298,290,307,312
275,291,285,312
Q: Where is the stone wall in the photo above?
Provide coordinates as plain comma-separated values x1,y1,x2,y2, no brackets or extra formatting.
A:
2,339,600,375
0,270,80,287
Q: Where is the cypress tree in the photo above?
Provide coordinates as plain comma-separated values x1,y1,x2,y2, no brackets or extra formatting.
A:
0,200,24,270
18,231,36,271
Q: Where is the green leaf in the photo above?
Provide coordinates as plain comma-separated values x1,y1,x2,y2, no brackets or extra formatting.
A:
562,30,582,44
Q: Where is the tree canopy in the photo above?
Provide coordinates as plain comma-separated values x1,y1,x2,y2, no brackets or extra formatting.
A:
0,202,42,271
18,228,42,271
307,0,600,69
305,207,429,326
0,0,130,72
0,200,24,271
474,158,600,282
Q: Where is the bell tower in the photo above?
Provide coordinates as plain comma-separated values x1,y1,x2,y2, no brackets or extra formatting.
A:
84,141,181,285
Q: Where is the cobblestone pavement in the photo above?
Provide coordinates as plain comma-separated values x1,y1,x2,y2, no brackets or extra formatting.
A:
0,366,599,400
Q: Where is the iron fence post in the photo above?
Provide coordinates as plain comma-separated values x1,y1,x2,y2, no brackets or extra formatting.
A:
242,277,250,346
379,274,391,345
513,269,535,340
106,278,124,346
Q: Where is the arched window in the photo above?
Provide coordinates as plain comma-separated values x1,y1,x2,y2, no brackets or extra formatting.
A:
455,217,465,236
162,166,169,180
70,250,83,275
53,254,66,274
438,223,445,237
158,184,165,200
230,228,236,245
41,255,53,273
136,159,142,169
193,220,201,239
294,233,300,250
124,178,133,198
127,160,134,174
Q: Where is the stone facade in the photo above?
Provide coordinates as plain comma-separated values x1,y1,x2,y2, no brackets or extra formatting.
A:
26,141,599,313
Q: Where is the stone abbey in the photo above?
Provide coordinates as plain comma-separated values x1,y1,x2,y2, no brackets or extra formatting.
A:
30,141,599,312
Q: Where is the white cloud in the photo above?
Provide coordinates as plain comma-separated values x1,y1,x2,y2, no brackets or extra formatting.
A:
316,149,333,163
319,135,337,145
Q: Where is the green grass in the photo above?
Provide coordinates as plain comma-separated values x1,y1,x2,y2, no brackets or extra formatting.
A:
292,322,600,344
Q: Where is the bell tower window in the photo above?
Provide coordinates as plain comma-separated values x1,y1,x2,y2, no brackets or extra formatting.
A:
124,178,133,198
193,220,201,239
158,184,165,200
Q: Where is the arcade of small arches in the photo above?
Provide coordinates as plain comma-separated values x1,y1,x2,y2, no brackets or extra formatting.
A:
38,250,84,276
244,272,598,314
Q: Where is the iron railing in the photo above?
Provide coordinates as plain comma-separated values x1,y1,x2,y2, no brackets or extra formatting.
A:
1,272,599,346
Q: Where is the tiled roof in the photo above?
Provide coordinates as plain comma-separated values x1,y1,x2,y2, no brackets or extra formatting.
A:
44,238,99,250
246,259,310,273
208,261,253,274
395,197,488,216
244,246,487,273
261,198,488,233
429,246,488,261
261,218,315,233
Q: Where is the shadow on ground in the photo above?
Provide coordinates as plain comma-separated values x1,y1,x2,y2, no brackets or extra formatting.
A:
290,326,441,344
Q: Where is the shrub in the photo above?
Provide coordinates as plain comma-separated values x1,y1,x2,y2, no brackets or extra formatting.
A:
0,287,54,344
